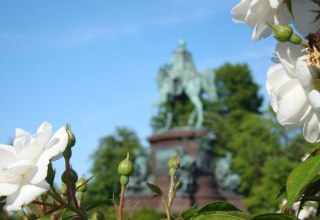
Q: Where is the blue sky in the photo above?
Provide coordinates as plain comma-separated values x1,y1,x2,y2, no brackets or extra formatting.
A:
0,1,275,178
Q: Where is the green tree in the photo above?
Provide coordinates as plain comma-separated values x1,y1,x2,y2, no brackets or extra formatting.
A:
213,63,263,115
87,127,145,205
204,63,313,214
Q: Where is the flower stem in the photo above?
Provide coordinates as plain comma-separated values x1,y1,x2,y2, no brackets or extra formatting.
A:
49,187,87,219
301,40,309,47
117,185,126,220
160,195,170,220
168,175,175,210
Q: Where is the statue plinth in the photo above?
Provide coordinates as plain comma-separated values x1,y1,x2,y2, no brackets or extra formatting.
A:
148,128,224,211
125,128,245,212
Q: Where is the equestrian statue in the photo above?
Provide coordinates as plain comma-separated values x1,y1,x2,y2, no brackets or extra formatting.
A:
152,40,218,131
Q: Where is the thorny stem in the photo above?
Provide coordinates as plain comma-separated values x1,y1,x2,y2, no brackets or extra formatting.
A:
32,200,59,208
65,158,81,211
117,185,126,220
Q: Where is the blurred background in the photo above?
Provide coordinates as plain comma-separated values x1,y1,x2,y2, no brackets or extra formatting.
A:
1,0,310,216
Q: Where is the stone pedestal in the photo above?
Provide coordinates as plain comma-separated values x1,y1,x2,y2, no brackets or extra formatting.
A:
125,128,244,212
147,128,224,211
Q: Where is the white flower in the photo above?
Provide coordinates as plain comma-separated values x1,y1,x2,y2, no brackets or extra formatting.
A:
280,199,316,219
0,122,68,211
291,0,320,38
267,42,320,143
231,0,291,40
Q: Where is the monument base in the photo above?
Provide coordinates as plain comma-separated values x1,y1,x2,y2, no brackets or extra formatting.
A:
125,128,245,211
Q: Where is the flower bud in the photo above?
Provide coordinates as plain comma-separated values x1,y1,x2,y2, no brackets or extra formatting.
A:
271,24,293,42
289,33,302,44
66,123,76,148
61,168,78,185
168,154,180,169
120,175,129,186
76,175,87,192
91,211,105,220
61,181,67,194
169,168,176,176
41,192,49,201
118,152,134,176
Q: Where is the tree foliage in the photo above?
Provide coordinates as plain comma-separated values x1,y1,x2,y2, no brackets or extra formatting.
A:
214,63,263,115
87,127,145,205
204,63,314,214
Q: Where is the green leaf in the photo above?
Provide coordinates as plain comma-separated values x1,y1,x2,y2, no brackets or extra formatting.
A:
197,201,242,214
146,182,162,196
179,207,197,219
193,213,247,220
175,180,181,190
252,213,299,220
277,185,286,199
45,162,55,186
286,156,320,207
309,147,320,158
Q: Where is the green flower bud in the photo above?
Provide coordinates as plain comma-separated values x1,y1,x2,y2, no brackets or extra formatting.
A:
76,175,87,192
41,192,49,201
169,168,176,176
168,154,180,169
120,175,129,186
66,123,76,148
289,33,302,44
118,152,134,176
61,168,78,185
271,24,293,42
63,146,72,160
91,211,105,220
61,181,67,194
77,191,84,203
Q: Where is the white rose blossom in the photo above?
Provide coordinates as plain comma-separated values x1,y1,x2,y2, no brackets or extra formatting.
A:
231,0,291,41
0,122,68,211
267,42,320,143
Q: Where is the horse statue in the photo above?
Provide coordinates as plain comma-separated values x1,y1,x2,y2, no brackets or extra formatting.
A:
152,40,217,131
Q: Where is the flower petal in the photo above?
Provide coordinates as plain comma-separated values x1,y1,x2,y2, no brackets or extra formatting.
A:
275,43,305,77
0,182,20,196
252,22,272,40
28,127,68,184
231,0,251,23
276,79,310,125
6,160,35,175
267,63,292,93
269,0,283,9
0,173,22,196
303,112,320,143
0,145,18,170
267,63,293,112
5,179,49,211
309,90,320,112
16,122,53,161
13,129,32,155
296,55,314,91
